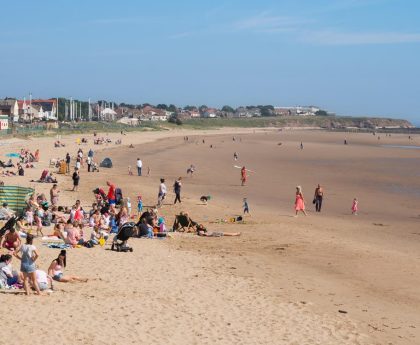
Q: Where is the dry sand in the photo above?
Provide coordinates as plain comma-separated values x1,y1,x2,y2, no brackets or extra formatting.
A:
1,128,420,345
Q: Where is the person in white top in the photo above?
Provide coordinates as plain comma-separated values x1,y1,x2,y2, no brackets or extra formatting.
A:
136,158,142,176
87,156,92,172
35,269,52,291
157,178,167,207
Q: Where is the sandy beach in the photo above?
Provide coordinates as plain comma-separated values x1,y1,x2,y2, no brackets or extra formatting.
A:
1,128,420,345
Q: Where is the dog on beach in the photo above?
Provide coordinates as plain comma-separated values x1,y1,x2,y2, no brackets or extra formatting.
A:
200,195,211,204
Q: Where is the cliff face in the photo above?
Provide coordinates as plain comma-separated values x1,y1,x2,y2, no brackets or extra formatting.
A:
270,116,413,129
324,117,413,129
181,116,414,129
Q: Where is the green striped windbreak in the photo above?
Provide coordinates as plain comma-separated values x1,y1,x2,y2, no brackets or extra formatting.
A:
0,186,34,215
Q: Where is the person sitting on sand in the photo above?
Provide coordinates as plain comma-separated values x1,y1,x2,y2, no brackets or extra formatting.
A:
0,254,23,288
0,202,15,220
16,217,29,237
51,223,65,240
17,163,24,176
1,227,21,251
48,250,87,283
35,269,53,291
64,221,80,247
51,206,67,224
116,207,129,226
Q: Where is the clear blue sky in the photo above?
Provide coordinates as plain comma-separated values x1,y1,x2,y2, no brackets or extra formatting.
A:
1,0,419,123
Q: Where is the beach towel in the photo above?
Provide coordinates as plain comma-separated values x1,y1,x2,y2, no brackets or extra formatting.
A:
44,243,71,249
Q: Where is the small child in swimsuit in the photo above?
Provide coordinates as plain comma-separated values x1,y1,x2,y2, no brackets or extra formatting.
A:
137,196,143,215
243,198,250,215
351,198,358,215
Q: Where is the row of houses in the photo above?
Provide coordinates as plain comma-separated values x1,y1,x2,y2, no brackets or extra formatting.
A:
0,98,57,123
0,97,324,129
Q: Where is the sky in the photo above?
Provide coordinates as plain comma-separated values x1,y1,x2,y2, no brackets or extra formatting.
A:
1,0,420,124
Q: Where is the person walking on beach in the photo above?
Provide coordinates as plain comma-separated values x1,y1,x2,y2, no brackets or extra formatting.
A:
107,181,116,205
234,152,238,161
241,166,247,186
72,168,80,192
65,153,71,174
87,155,92,172
313,184,324,212
157,178,167,207
243,198,250,215
173,177,182,204
351,198,358,215
300,142,304,150
294,186,307,217
136,158,142,176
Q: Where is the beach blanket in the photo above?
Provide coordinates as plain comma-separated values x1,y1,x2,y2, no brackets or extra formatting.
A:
5,153,20,158
44,243,71,249
0,186,34,215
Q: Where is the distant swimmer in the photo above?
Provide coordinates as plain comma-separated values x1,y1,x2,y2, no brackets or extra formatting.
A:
234,152,238,160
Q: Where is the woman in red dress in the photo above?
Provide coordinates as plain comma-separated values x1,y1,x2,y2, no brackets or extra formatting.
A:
294,186,307,216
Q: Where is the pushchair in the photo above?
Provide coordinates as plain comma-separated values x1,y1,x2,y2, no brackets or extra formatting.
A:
111,222,136,252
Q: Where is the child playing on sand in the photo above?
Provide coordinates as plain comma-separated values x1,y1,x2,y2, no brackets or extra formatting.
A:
243,198,250,215
25,207,33,232
128,165,133,176
351,198,358,215
126,197,132,215
137,196,143,215
34,208,44,237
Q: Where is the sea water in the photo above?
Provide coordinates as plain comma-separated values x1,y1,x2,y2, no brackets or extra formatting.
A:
382,145,420,150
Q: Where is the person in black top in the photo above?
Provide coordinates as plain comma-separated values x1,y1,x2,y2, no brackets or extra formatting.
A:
173,177,182,204
17,163,24,176
65,153,71,173
72,168,80,192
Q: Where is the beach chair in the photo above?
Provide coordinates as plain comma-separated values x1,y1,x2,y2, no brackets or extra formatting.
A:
172,214,196,232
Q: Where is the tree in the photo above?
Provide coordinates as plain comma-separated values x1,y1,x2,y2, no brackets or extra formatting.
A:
258,105,274,117
222,105,234,113
168,114,183,125
168,104,177,112
156,104,168,110
315,110,329,116
184,105,196,111
199,105,208,114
